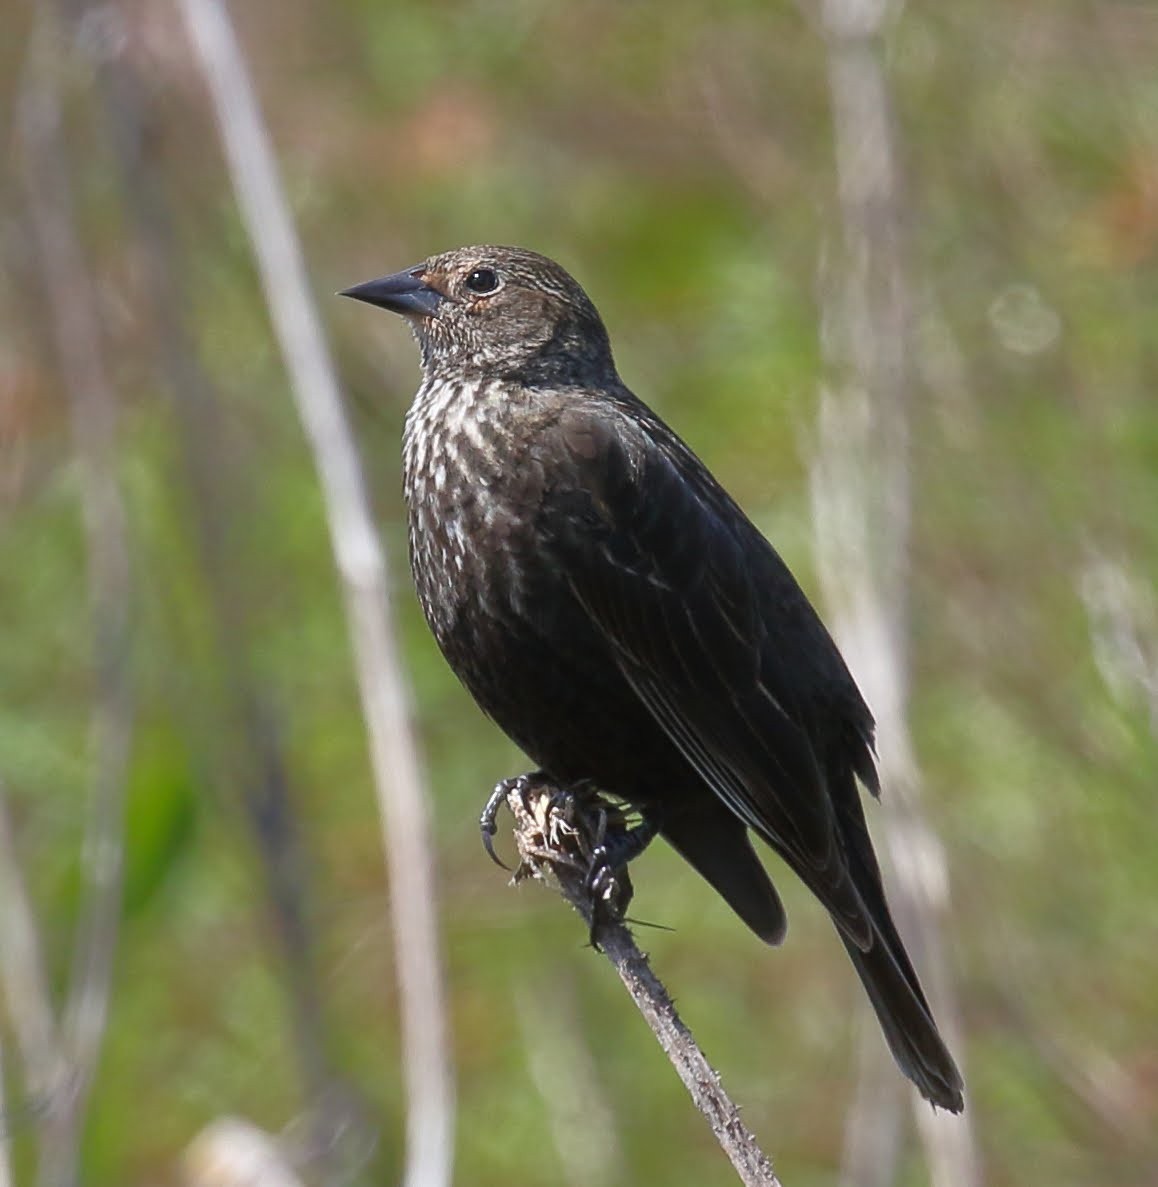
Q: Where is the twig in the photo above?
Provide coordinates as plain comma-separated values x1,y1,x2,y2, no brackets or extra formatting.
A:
0,784,66,1124
16,16,135,1185
514,977,625,1187
840,1022,903,1187
502,778,782,1187
0,1033,12,1187
59,0,359,1172
811,3,979,1185
174,3,454,1186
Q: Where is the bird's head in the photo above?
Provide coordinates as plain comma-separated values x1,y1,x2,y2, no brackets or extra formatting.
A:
341,245,617,385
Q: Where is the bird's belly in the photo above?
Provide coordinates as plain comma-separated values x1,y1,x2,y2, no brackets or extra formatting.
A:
468,621,665,797
413,523,667,797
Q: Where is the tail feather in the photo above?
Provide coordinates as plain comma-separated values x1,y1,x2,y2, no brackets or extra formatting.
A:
825,765,965,1110
839,927,964,1112
661,790,964,1111
662,804,788,946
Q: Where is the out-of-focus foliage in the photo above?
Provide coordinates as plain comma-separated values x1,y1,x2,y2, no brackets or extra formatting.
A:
2,2,1156,1184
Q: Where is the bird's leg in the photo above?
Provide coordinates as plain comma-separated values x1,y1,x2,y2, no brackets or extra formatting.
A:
591,809,660,875
480,771,548,868
584,808,661,930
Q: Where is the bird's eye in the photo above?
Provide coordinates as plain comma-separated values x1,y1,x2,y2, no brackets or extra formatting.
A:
465,268,500,295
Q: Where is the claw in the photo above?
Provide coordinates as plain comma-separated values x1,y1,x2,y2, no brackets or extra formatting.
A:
479,779,515,870
485,778,662,945
480,772,555,871
481,821,508,870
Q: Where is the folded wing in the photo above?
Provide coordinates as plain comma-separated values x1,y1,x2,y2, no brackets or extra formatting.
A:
542,400,875,948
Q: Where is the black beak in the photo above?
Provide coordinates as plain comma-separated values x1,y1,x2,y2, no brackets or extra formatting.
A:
339,268,444,318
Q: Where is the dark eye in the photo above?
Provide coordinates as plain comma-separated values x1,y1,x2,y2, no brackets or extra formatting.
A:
465,268,500,295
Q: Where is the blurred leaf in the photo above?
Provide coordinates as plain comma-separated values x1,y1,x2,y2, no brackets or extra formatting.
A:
121,729,200,917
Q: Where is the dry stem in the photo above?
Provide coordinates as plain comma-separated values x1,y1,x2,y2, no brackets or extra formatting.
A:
501,778,782,1187
175,3,454,1184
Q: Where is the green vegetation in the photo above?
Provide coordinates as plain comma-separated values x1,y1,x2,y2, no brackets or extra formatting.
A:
2,2,1155,1183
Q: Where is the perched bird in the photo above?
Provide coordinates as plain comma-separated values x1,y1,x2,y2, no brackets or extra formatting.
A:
341,246,964,1112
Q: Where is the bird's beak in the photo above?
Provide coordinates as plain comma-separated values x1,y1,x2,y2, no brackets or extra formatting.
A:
339,268,444,318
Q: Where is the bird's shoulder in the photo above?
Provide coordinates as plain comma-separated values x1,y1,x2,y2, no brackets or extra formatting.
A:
528,388,705,512
532,388,768,575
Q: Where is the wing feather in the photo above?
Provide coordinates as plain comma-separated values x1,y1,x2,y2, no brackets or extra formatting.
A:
545,402,874,946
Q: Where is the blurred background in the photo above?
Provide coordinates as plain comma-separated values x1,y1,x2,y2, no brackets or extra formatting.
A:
2,1,1156,1185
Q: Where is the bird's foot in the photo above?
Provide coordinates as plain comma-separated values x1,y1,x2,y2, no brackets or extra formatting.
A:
480,772,548,869
585,811,659,904
583,810,659,945
490,775,652,945
486,773,645,940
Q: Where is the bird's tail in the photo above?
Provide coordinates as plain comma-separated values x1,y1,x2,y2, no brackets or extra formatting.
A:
661,802,789,946
838,923,964,1113
817,764,965,1112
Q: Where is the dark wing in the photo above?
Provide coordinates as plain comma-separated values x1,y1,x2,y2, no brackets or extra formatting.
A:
541,400,875,949
540,399,966,1112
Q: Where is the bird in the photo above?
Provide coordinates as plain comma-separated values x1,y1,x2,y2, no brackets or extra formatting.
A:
341,245,965,1112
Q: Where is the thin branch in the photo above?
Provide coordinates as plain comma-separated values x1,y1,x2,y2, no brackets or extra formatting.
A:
514,977,626,1187
811,2,980,1185
16,16,135,1184
0,784,65,1121
839,1021,903,1187
53,0,360,1173
173,4,454,1187
501,778,782,1187
0,1033,12,1187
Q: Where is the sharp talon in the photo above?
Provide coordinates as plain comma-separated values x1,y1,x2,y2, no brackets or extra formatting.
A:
479,777,520,871
481,772,553,871
481,821,510,870
484,778,655,938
